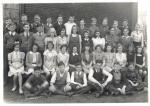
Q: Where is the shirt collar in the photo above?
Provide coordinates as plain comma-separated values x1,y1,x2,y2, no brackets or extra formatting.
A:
24,32,29,37
9,31,16,36
72,52,78,56
37,32,44,36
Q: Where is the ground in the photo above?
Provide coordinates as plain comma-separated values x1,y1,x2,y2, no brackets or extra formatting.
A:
4,82,148,103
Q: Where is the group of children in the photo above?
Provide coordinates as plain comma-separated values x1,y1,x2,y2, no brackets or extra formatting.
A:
3,14,148,98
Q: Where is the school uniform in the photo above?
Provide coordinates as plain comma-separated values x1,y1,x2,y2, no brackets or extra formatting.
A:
53,22,65,36
89,25,99,38
82,37,93,52
44,23,53,33
19,32,34,54
8,51,25,76
68,34,81,53
99,25,109,38
25,51,42,74
92,37,105,49
33,32,46,54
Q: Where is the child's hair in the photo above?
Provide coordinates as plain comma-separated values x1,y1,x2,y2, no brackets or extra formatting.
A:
71,25,79,34
95,60,103,64
23,23,30,27
31,43,39,51
34,14,41,19
82,43,92,53
136,46,144,55
60,44,68,50
47,41,54,49
8,22,16,28
14,41,20,49
60,28,66,35
95,44,103,51
49,28,57,37
36,23,43,28
94,30,102,38
116,44,123,52
34,66,41,71
58,61,65,67
104,44,114,52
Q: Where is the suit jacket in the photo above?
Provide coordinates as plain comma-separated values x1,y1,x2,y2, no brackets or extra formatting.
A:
53,22,65,36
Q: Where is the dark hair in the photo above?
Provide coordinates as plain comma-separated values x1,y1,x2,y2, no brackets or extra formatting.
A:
23,23,30,27
60,44,68,50
8,22,16,27
71,25,79,34
95,60,103,64
94,30,102,38
13,41,20,49
82,44,92,53
58,61,65,67
47,41,54,49
95,45,103,51
60,28,66,36
31,43,39,51
21,14,27,17
36,23,43,28
136,46,144,55
104,44,114,52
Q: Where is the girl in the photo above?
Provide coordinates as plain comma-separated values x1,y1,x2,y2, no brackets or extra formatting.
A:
103,44,115,72
93,45,105,67
44,28,57,50
8,42,25,94
115,45,127,71
112,20,121,37
92,30,105,50
135,46,147,82
81,44,93,75
56,28,68,52
26,44,42,74
43,41,57,80
57,45,69,71
131,24,144,47
68,25,82,54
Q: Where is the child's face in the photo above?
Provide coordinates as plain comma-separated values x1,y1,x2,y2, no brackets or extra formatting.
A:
95,32,100,37
117,46,123,53
21,16,28,22
37,26,43,32
61,46,67,53
32,45,38,52
106,46,112,52
91,21,97,25
110,28,115,35
85,46,90,51
123,29,129,35
113,21,118,28
69,17,74,23
50,32,55,37
73,47,77,53
114,64,121,71
48,43,53,50
57,17,63,23
135,24,140,31
61,30,65,36
95,63,102,69
84,32,89,38
5,19,12,25
137,47,142,54
14,45,20,51
76,65,82,72
96,46,102,52
47,18,52,23
80,20,85,25
72,26,77,34
59,65,65,73
23,25,30,32
102,19,108,26
8,25,16,32
122,21,128,27
34,17,40,23
128,64,135,71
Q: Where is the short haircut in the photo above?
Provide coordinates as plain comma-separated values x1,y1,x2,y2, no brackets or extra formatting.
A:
58,61,65,67
47,41,54,49
95,60,103,64
60,44,68,50
23,23,30,27
95,44,103,51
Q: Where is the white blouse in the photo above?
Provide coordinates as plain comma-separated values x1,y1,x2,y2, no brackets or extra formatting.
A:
92,37,105,49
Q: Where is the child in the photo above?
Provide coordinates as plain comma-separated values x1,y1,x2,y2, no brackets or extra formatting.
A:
44,28,57,50
8,43,25,94
120,19,131,35
53,15,65,36
131,24,144,47
19,23,33,54
106,27,120,52
127,45,135,64
31,14,44,33
44,17,53,33
4,22,20,53
16,14,29,34
57,45,69,72
81,44,93,75
69,46,82,74
68,25,82,54
88,60,113,97
78,19,88,38
82,30,93,51
99,17,109,38
64,16,76,37
93,45,105,66
70,64,90,95
56,28,68,52
33,24,46,54
25,44,42,75
3,17,13,34
135,46,147,82
92,30,105,49
126,63,145,91
43,41,57,81
103,44,115,73
119,28,133,52
112,20,121,37
108,62,133,95
23,66,49,98
49,61,72,96
89,17,99,38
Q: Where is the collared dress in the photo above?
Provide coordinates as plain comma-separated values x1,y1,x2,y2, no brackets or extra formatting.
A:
8,51,25,76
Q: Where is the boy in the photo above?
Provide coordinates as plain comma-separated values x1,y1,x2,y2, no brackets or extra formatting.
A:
3,17,13,34
99,17,109,38
78,19,88,39
53,15,65,36
44,17,53,33
64,16,76,38
33,24,46,54
112,20,121,37
49,61,72,96
23,66,49,98
108,62,133,95
88,60,113,97
70,64,90,95
120,19,131,35
16,14,29,34
19,23,33,54
126,63,145,91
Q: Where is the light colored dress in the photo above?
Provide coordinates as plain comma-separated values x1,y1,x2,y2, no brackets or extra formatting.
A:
92,37,105,49
56,36,68,51
43,49,57,74
8,51,25,76
44,36,57,50
115,53,127,67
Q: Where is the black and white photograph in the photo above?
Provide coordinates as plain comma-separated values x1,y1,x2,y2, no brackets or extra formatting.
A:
2,0,149,103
